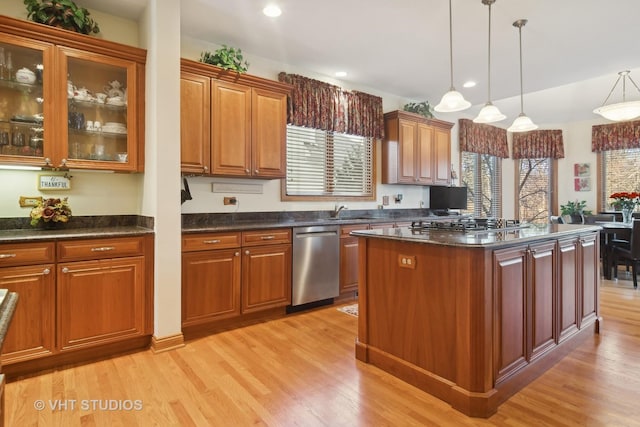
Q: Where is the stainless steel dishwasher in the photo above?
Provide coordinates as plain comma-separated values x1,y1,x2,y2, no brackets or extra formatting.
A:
290,225,340,308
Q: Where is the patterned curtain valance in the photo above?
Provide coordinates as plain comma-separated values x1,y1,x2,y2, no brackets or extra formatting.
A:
591,119,640,152
278,72,384,139
458,118,509,158
512,129,564,159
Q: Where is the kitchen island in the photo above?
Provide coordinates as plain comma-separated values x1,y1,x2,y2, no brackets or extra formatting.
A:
352,223,601,417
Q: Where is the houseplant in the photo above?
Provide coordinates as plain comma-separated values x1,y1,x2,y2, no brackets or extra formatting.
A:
200,45,249,73
403,101,433,118
24,0,100,35
560,199,592,224
30,197,72,227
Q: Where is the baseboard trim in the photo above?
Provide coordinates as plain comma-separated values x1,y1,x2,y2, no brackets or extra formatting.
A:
150,333,185,353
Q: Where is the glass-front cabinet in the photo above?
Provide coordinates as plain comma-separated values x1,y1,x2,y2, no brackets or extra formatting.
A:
0,16,145,172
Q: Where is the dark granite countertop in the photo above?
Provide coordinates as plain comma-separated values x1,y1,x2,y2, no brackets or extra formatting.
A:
350,223,602,248
0,226,154,243
181,209,460,233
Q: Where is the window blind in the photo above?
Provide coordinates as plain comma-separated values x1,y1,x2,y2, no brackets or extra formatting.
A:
601,148,640,209
461,152,502,218
286,125,373,197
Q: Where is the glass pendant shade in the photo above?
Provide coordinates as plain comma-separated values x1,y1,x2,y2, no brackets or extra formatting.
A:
434,89,471,112
593,71,640,122
473,102,506,123
593,100,640,122
507,113,538,132
434,0,470,114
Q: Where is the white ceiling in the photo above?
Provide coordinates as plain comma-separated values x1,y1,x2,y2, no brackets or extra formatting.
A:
78,0,640,125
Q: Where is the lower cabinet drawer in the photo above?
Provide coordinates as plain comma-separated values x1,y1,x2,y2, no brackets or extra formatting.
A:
57,237,144,261
0,242,55,267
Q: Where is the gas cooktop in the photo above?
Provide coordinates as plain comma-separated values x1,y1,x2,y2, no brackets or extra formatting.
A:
409,218,524,233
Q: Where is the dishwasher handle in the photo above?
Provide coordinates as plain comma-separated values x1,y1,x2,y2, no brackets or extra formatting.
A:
295,231,338,238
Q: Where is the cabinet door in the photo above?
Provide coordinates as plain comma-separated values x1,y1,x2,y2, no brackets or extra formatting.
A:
57,46,140,171
182,249,241,326
433,126,451,185
242,244,291,313
180,72,210,174
0,36,54,168
529,240,557,360
0,264,55,364
493,245,528,383
579,233,599,326
558,238,579,342
57,257,145,351
251,87,287,178
397,119,417,184
416,123,434,184
211,80,251,176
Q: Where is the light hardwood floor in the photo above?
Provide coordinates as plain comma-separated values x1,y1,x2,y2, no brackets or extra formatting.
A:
5,276,640,426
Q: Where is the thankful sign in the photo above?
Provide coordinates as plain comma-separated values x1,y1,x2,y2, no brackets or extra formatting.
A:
38,175,71,191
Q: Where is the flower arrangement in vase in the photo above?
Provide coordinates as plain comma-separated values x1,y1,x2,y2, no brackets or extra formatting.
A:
30,197,72,227
609,192,640,223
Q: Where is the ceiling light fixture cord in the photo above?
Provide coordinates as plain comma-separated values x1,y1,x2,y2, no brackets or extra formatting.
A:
517,21,524,113
448,0,454,89
486,0,492,103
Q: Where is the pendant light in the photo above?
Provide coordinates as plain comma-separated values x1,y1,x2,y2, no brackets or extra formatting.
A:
507,19,538,132
593,70,640,122
434,0,471,113
473,0,506,123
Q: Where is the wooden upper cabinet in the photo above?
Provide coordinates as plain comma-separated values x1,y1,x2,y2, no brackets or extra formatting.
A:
211,80,252,176
0,16,146,172
382,110,452,186
180,58,291,178
251,88,287,178
180,73,211,174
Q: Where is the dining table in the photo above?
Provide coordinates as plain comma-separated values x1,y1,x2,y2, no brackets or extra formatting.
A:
596,221,633,279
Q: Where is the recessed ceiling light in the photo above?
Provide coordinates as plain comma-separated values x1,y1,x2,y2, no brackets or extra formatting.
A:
263,4,282,17
335,71,347,78
463,81,476,88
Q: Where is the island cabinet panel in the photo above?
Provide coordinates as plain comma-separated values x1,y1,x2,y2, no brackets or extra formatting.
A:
579,233,599,327
492,246,528,382
57,256,146,351
355,227,601,418
558,237,579,341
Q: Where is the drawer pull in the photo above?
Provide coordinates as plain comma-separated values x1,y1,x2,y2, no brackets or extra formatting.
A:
203,239,221,244
91,246,116,252
43,268,50,275
260,236,275,240
0,253,17,259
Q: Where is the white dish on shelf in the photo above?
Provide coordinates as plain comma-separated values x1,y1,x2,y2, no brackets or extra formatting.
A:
16,68,36,84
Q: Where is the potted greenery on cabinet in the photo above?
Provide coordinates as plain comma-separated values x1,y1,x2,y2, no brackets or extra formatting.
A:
560,200,592,224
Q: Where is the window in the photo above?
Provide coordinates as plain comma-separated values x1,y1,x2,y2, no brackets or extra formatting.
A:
460,152,502,218
601,148,640,208
285,125,374,199
517,158,554,224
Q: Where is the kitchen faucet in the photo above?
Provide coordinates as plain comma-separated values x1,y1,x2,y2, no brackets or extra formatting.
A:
331,204,347,218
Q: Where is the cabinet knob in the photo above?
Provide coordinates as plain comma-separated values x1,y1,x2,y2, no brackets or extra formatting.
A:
245,169,250,174
43,268,50,275
62,267,69,273
245,250,250,255
60,159,67,167
235,252,240,256
254,169,259,174
44,158,51,165
203,166,209,172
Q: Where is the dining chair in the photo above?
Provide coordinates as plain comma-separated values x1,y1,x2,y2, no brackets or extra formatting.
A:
611,219,640,288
